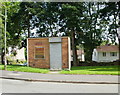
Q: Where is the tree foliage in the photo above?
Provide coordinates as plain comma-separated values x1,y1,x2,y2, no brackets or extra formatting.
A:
1,2,119,65
99,2,119,43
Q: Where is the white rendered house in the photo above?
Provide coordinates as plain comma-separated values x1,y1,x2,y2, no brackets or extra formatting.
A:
7,47,25,61
15,47,26,61
92,45,119,62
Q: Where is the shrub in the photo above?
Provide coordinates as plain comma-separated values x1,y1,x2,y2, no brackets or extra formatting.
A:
77,60,119,66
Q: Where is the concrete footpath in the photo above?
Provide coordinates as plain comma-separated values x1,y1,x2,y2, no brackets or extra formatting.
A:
0,70,119,84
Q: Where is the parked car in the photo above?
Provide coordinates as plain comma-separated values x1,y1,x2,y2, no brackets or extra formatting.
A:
18,62,28,66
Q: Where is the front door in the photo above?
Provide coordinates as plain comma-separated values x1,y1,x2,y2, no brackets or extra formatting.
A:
50,42,62,70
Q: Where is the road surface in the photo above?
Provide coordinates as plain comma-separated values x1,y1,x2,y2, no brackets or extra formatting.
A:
1,78,118,93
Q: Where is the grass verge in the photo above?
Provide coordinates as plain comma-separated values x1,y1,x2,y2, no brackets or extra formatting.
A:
0,64,119,75
0,64,49,74
60,65,120,75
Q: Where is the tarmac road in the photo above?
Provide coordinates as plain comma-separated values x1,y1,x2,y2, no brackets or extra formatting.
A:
1,78,118,93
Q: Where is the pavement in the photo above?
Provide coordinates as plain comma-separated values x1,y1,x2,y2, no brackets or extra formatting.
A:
0,70,119,84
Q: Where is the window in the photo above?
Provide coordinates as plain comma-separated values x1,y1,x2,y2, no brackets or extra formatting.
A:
110,52,117,56
103,52,106,57
35,47,45,59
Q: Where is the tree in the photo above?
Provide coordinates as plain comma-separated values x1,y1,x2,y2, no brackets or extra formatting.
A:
9,2,37,60
79,2,104,62
0,2,10,65
58,2,85,66
99,2,119,44
31,2,107,63
34,2,61,37
0,2,22,64
3,2,119,65
30,2,85,66
17,2,35,38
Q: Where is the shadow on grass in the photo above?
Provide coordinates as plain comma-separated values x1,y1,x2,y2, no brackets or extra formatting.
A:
89,68,119,71
71,66,119,72
6,64,48,70
3,65,27,69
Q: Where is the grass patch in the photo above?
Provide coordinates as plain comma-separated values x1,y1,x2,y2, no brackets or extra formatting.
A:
60,65,120,75
0,64,49,74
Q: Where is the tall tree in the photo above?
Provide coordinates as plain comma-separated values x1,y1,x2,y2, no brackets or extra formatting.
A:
0,2,22,64
34,2,60,37
79,2,103,61
32,2,85,66
99,2,119,44
58,2,85,66
12,2,35,38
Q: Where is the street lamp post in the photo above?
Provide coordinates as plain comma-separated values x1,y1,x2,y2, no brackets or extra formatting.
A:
4,6,7,70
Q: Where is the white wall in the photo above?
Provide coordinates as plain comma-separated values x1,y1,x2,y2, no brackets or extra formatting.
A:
92,49,98,62
71,54,85,61
82,54,85,61
15,47,25,61
97,52,119,62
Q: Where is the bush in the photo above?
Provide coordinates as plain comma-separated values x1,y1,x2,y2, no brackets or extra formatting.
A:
77,60,119,66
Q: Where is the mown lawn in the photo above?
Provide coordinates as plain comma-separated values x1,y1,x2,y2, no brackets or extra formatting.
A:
0,64,49,74
60,65,120,75
0,64,119,75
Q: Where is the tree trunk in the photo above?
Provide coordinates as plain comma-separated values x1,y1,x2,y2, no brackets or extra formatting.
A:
25,47,27,60
118,37,120,65
71,32,78,66
28,25,30,38
1,51,4,65
84,47,94,62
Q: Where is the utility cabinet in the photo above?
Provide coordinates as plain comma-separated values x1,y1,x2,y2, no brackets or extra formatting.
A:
27,37,71,70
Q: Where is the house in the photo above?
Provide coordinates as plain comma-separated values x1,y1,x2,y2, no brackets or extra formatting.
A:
92,45,119,62
7,47,26,62
71,49,85,61
15,47,26,61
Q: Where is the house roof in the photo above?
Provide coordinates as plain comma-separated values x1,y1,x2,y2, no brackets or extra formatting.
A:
71,50,84,55
96,45,119,52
